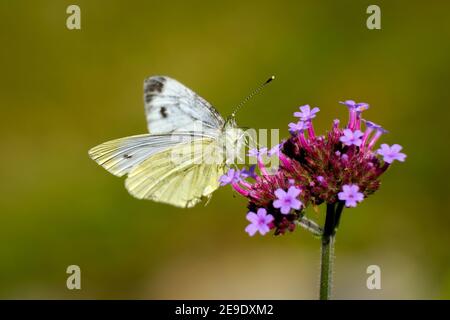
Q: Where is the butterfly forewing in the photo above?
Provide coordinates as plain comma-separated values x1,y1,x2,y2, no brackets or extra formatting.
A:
88,132,219,177
144,76,225,134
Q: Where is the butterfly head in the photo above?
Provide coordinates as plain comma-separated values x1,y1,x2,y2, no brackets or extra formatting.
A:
224,115,237,129
222,117,245,165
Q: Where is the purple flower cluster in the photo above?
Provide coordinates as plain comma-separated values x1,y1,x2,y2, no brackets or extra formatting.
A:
220,100,406,236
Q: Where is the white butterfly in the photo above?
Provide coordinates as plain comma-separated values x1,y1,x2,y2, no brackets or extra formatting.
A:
88,76,247,208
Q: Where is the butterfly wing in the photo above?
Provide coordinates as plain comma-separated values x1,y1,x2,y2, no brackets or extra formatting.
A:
88,132,216,177
89,76,232,208
125,138,225,208
144,76,225,134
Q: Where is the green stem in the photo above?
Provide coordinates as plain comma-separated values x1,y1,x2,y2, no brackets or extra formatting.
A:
320,234,335,300
319,203,336,300
333,201,345,234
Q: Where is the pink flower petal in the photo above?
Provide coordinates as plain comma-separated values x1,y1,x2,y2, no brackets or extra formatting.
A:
246,212,258,224
256,208,267,217
259,224,270,235
274,188,286,199
264,214,274,224
280,205,291,214
287,186,301,197
245,224,258,236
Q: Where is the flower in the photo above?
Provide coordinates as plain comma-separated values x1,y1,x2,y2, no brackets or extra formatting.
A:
355,103,369,112
338,184,364,207
339,100,369,112
377,144,407,163
273,186,303,214
245,208,274,236
288,121,309,134
361,120,388,149
248,147,268,158
219,169,240,186
364,120,382,130
339,129,364,147
340,100,370,130
240,165,257,179
267,144,281,157
294,105,320,121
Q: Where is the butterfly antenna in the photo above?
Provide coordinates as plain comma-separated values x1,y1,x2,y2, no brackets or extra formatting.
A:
231,75,275,117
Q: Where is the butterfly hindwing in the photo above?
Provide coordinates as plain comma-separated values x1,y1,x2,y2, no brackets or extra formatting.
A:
125,138,225,208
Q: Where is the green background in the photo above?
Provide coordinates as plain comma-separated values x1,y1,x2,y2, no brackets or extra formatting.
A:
1,0,449,299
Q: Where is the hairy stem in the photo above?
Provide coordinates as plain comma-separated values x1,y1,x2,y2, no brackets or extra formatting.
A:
320,233,335,300
319,203,336,300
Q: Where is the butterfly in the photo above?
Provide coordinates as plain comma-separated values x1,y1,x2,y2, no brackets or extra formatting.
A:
89,76,256,208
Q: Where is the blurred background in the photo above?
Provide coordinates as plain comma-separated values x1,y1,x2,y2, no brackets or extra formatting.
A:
0,0,449,299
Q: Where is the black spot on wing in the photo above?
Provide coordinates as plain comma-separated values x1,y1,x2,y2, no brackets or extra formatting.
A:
144,76,166,94
145,94,153,103
160,107,168,118
123,154,132,159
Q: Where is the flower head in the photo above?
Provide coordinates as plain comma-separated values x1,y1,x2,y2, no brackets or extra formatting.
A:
317,176,325,184
219,99,405,237
364,120,382,130
288,121,309,134
248,147,268,158
361,120,388,149
377,144,406,163
219,169,240,186
338,184,364,207
268,144,281,157
240,165,257,179
340,100,369,112
294,105,320,121
245,208,274,236
355,103,369,112
340,100,357,108
273,186,303,214
340,129,364,147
